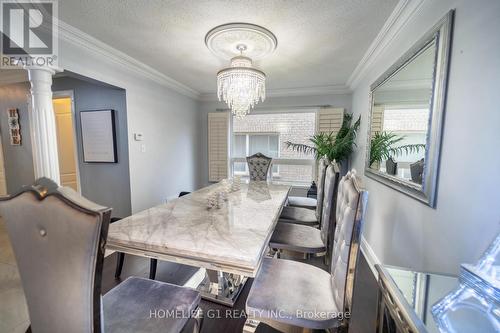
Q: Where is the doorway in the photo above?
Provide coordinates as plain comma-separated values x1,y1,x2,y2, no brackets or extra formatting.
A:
52,92,80,192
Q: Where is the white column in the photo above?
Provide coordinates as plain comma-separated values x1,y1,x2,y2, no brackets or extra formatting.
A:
26,66,60,184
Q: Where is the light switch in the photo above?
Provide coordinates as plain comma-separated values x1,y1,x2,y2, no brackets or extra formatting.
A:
141,144,146,153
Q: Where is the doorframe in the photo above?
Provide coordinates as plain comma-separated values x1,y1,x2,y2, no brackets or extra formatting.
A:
52,90,82,193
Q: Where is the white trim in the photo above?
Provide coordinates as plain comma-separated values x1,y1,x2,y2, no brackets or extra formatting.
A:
199,84,351,101
361,235,381,279
376,78,432,91
266,85,351,97
346,0,425,89
57,20,200,99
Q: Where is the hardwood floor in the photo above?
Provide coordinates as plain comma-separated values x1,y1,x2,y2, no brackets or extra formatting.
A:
0,219,30,333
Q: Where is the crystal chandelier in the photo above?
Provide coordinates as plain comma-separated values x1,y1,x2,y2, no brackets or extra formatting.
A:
217,45,266,118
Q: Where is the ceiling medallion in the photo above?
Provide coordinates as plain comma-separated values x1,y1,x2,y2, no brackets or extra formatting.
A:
205,23,277,118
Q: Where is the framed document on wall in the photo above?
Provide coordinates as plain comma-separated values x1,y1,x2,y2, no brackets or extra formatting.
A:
80,110,118,163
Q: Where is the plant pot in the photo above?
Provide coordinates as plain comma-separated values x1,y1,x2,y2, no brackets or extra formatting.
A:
385,158,397,175
410,158,424,184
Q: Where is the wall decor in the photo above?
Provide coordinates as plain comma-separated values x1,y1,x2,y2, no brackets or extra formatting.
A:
7,108,21,145
80,109,117,163
365,11,454,207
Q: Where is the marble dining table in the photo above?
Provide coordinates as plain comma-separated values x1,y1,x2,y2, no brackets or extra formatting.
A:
106,180,290,306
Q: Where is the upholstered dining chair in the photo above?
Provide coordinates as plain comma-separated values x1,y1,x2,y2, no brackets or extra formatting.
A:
244,170,368,333
286,194,317,209
286,157,329,210
278,157,330,227
269,162,340,262
246,152,272,181
0,178,203,333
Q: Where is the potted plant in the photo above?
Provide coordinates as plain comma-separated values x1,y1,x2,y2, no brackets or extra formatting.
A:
284,113,361,175
369,131,426,174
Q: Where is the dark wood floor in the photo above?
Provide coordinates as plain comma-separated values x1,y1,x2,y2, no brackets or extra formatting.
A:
101,252,379,333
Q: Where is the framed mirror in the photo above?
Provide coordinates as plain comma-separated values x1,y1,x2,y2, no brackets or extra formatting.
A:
365,11,453,207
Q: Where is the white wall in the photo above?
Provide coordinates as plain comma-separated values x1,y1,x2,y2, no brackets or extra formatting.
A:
351,0,500,274
58,38,200,213
198,93,353,187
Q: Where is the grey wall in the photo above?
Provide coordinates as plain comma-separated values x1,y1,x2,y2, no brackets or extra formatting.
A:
350,0,500,274
198,93,353,187
52,76,131,217
0,76,131,217
0,82,35,192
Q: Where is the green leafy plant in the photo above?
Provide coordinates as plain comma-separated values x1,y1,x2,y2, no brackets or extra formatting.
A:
284,113,361,163
369,131,426,167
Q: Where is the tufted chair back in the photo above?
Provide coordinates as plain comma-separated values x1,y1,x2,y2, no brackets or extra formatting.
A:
330,170,368,317
246,153,272,181
319,162,340,248
0,178,111,333
315,157,329,223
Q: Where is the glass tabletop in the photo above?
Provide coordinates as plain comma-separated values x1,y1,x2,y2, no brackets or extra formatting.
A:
384,265,459,333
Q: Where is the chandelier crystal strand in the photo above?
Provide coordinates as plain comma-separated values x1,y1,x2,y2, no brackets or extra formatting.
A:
217,55,266,118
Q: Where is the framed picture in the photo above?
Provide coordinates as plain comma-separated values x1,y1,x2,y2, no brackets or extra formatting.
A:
80,109,118,163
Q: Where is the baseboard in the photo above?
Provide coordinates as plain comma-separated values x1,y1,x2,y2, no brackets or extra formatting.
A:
360,236,381,279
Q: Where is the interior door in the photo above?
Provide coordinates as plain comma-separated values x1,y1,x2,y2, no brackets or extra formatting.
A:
53,98,79,191
0,135,7,195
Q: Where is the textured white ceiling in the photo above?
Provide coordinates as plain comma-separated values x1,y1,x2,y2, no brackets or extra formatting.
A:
58,0,398,94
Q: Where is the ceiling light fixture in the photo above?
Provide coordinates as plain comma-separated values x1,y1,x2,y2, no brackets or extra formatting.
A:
205,23,277,118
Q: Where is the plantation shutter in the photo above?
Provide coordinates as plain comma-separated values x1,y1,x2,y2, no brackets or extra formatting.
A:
208,112,229,182
370,105,385,170
371,105,384,138
317,108,344,135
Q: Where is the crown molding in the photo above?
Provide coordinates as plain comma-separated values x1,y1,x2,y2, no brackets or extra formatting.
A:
57,20,200,99
376,78,432,91
266,85,351,97
346,0,425,90
199,84,351,101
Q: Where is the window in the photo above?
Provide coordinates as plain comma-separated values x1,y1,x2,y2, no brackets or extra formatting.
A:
233,133,279,175
381,106,429,179
230,111,316,184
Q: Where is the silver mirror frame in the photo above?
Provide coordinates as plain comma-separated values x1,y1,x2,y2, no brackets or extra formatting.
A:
364,10,454,207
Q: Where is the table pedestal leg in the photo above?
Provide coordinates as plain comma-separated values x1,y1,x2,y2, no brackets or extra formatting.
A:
197,269,248,307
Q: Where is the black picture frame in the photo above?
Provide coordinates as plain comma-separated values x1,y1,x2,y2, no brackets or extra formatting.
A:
80,109,118,163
